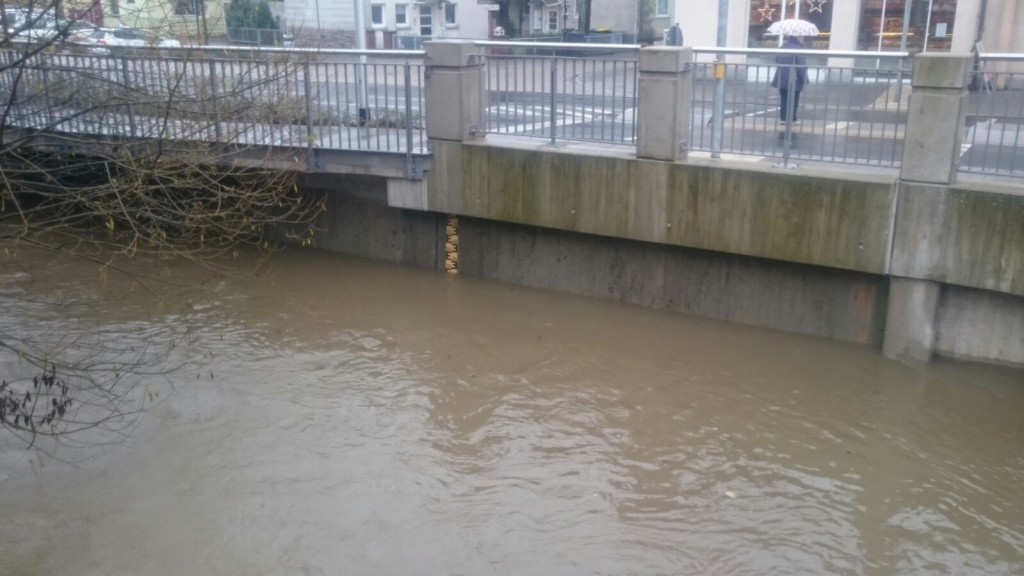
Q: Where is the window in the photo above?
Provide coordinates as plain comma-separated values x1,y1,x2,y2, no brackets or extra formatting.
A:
548,9,557,32
748,0,832,49
444,2,456,26
656,0,668,18
857,0,955,52
396,4,408,26
418,4,431,36
173,0,202,16
110,0,119,16
370,3,384,26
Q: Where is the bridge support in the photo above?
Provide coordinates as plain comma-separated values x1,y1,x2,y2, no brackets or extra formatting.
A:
883,278,941,362
884,53,972,363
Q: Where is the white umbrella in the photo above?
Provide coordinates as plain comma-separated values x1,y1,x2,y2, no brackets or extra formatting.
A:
766,19,820,37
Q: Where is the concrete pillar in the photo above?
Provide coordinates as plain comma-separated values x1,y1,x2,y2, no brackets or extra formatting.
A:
886,54,970,363
424,41,483,143
900,53,972,185
637,47,692,162
883,277,941,362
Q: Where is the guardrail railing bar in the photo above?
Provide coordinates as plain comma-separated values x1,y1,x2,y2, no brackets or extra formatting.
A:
548,58,556,145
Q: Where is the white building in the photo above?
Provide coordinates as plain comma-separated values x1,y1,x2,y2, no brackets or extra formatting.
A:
674,0,1023,55
280,0,496,46
275,0,1023,54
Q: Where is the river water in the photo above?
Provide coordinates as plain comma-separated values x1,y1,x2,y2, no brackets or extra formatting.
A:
0,245,1022,575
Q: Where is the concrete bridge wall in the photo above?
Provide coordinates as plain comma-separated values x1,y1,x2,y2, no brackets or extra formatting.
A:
297,162,1023,368
293,44,1024,369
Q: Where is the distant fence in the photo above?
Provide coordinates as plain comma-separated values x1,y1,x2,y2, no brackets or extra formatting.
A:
227,28,292,47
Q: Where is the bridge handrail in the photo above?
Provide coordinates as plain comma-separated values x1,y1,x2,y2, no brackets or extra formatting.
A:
3,45,1021,179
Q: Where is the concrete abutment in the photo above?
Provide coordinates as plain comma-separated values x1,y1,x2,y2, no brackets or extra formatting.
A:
287,169,1024,369
279,48,1022,371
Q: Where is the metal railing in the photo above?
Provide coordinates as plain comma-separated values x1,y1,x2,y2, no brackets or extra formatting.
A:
959,53,1024,177
691,48,911,168
3,42,1023,180
0,46,428,167
474,42,914,168
477,41,638,145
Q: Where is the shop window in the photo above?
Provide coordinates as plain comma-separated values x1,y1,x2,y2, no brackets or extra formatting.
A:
747,0,833,49
858,0,955,52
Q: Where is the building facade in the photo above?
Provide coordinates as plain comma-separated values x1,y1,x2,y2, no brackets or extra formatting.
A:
102,0,226,41
280,0,493,46
675,0,1023,55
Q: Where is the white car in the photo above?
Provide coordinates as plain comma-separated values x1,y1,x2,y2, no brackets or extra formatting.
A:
87,27,182,50
3,8,61,43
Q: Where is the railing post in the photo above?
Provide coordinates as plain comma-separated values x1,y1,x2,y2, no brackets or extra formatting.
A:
207,59,222,142
637,46,692,162
423,41,483,142
549,58,557,145
303,60,315,168
710,58,725,158
403,61,417,179
119,56,137,138
40,59,54,128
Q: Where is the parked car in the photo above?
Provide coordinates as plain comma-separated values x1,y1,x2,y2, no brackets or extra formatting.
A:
86,27,182,51
4,8,98,46
3,8,61,43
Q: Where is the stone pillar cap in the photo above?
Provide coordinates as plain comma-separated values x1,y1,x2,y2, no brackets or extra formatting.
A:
425,41,479,68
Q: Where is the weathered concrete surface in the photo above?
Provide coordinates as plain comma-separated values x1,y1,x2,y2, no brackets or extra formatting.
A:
891,182,1024,297
427,141,895,275
280,166,1022,367
301,174,443,268
883,277,941,362
936,284,1024,367
901,54,971,185
424,41,483,143
456,217,889,345
637,47,692,162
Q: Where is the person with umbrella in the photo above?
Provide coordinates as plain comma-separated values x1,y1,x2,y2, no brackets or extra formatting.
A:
771,35,808,124
767,20,816,125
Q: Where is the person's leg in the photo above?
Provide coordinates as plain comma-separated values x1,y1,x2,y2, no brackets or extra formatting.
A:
792,89,802,122
779,89,790,122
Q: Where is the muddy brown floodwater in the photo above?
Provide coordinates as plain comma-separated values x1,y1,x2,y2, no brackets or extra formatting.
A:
0,245,1022,575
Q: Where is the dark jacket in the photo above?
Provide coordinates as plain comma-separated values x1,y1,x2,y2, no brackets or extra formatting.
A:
771,37,808,91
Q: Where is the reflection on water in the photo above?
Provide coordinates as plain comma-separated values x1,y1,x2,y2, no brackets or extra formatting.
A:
1,246,1022,575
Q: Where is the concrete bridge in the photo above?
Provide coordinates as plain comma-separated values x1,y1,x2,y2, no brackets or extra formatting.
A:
294,43,1023,369
4,43,1022,368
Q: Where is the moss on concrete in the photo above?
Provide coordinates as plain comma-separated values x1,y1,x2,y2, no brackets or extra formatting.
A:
436,142,895,275
892,184,1024,296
